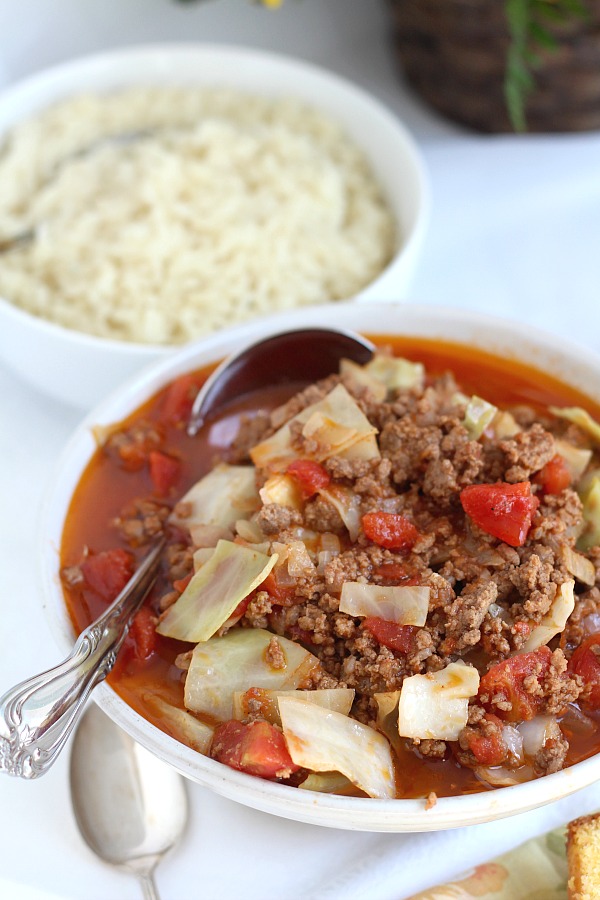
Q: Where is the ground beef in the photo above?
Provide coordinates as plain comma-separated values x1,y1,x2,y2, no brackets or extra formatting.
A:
303,496,346,533
255,503,302,535
533,731,569,776
441,577,498,654
499,423,555,483
113,497,171,546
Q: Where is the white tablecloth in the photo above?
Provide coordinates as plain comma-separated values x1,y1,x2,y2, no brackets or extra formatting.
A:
2,1,600,898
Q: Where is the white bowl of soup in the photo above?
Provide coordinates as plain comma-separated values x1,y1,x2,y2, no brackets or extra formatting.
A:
0,44,429,409
39,302,600,831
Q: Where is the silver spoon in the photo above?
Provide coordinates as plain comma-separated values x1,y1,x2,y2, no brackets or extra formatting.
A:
70,703,188,900
0,325,374,778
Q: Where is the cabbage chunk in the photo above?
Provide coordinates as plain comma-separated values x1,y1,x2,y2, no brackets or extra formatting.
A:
232,687,355,726
578,474,600,551
521,580,575,651
555,439,592,481
363,355,425,393
549,406,600,445
156,540,277,642
184,629,322,720
144,696,213,754
250,384,379,470
170,464,259,535
279,697,396,799
339,583,430,626
463,395,497,440
398,662,480,741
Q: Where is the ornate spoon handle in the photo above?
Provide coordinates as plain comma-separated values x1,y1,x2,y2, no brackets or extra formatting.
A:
0,539,164,779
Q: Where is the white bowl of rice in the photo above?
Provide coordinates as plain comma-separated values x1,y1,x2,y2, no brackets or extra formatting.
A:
0,44,430,409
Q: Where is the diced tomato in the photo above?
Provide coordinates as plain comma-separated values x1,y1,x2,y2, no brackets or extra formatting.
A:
259,571,297,606
568,634,600,709
211,720,299,780
81,548,135,603
478,647,552,722
128,605,159,661
534,454,571,495
465,713,507,766
173,573,193,594
160,373,204,427
373,562,408,583
460,481,540,548
361,512,419,551
363,617,419,654
149,450,181,496
286,459,331,498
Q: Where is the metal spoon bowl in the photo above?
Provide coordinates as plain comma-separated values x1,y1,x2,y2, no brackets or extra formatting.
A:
70,704,188,900
0,324,374,778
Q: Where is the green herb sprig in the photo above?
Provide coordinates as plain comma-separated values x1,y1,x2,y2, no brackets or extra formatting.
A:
504,0,588,131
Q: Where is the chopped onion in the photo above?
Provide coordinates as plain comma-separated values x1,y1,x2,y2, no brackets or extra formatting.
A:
235,518,266,544
521,580,575,651
475,765,534,787
184,629,322,721
320,533,341,553
250,384,379,470
501,724,524,764
157,540,277,642
192,547,215,570
582,613,600,637
549,406,600,445
285,541,317,578
560,545,595,586
279,697,396,799
463,395,498,440
340,582,430,626
517,716,558,758
170,463,259,532
398,662,480,741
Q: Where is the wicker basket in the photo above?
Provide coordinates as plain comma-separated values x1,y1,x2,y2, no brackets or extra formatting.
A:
386,0,600,132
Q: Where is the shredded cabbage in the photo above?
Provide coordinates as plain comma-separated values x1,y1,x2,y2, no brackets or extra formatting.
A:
317,484,362,540
398,662,480,741
521,580,575,651
279,697,396,799
299,772,356,794
491,410,520,439
144,696,213,754
259,474,303,510
170,464,259,534
339,582,430,626
184,629,322,721
339,358,387,402
157,540,277,642
250,384,379,470
555,438,592,480
232,687,355,725
560,545,595,586
463,395,498,440
578,474,600,551
363,355,425,393
549,406,600,445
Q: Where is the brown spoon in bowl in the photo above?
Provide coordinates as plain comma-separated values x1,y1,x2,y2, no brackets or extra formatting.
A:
0,324,374,779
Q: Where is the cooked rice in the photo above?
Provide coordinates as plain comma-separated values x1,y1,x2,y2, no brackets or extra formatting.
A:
0,88,397,344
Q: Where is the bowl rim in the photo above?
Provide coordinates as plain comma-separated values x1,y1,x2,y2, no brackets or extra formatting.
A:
0,41,430,352
38,301,600,832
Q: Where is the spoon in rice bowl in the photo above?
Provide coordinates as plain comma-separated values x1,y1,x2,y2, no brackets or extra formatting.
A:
0,325,374,778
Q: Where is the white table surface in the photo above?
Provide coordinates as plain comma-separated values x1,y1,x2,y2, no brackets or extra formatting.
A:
2,1,600,898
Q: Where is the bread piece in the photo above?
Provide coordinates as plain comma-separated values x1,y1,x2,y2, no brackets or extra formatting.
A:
567,813,600,899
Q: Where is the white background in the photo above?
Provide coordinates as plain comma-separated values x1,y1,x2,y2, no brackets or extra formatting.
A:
1,1,600,898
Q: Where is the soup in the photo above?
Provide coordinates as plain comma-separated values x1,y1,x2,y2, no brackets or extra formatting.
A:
60,336,600,800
